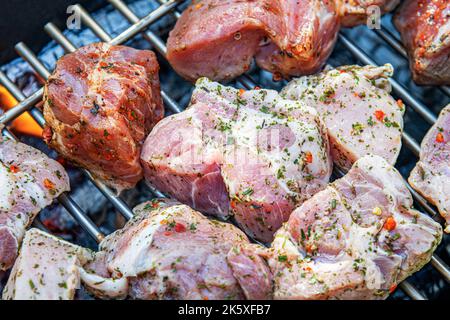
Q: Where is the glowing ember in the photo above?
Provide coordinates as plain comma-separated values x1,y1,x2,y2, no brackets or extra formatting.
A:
0,85,42,137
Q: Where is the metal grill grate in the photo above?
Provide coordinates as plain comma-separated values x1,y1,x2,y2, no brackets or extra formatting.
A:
0,0,448,300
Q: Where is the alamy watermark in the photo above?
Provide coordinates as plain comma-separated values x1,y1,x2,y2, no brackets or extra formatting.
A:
366,5,381,29
66,5,81,30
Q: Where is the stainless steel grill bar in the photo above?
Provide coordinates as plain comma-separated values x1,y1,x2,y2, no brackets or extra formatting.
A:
400,281,426,301
372,26,450,97
339,33,438,124
13,42,134,221
44,23,78,53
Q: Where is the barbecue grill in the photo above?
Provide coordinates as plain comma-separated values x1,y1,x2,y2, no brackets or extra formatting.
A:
0,0,449,300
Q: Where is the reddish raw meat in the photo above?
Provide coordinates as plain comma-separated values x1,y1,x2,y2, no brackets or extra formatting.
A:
167,0,340,82
43,43,164,192
394,0,450,85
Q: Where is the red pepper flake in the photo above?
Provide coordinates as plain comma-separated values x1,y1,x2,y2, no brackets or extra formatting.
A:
164,231,172,237
305,151,313,163
230,200,237,209
56,156,66,167
374,110,386,122
42,126,53,144
238,88,245,97
9,165,20,173
389,283,397,293
305,243,313,254
202,296,209,300
396,99,404,109
44,178,55,190
303,266,312,272
273,72,283,82
384,216,396,231
339,69,346,74
253,86,261,90
436,132,445,143
103,152,113,161
174,223,186,233
127,109,137,121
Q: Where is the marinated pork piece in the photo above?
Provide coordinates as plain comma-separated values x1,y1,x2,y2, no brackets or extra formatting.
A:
43,43,164,192
409,104,450,232
2,228,93,300
141,78,332,242
337,0,400,27
282,64,404,170
81,199,272,300
267,155,442,299
0,137,70,271
394,0,450,85
166,0,340,82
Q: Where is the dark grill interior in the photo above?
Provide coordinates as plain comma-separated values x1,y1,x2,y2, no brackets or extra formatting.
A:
0,0,449,300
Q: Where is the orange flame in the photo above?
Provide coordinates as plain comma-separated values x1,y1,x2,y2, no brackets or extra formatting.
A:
0,85,42,137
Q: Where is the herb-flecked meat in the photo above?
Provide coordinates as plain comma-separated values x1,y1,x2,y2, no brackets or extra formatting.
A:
81,199,272,300
43,43,164,192
337,0,400,27
141,78,332,242
2,228,92,300
409,104,450,232
0,137,69,271
394,0,450,85
266,155,442,299
282,64,404,171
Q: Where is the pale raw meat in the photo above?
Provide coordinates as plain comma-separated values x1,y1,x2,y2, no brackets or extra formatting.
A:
141,78,332,242
43,43,164,192
409,104,450,232
337,0,400,27
265,155,442,299
166,0,339,82
0,137,70,270
394,0,450,85
2,228,92,300
81,199,272,300
282,64,404,170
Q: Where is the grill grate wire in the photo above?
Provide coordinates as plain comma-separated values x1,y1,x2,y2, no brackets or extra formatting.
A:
0,0,448,300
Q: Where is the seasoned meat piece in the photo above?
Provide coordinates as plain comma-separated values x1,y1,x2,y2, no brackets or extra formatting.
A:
81,199,272,300
337,0,400,27
2,228,93,300
166,0,339,82
282,64,404,171
409,104,450,232
141,78,332,242
394,0,450,85
43,43,164,192
0,137,69,270
267,155,442,299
